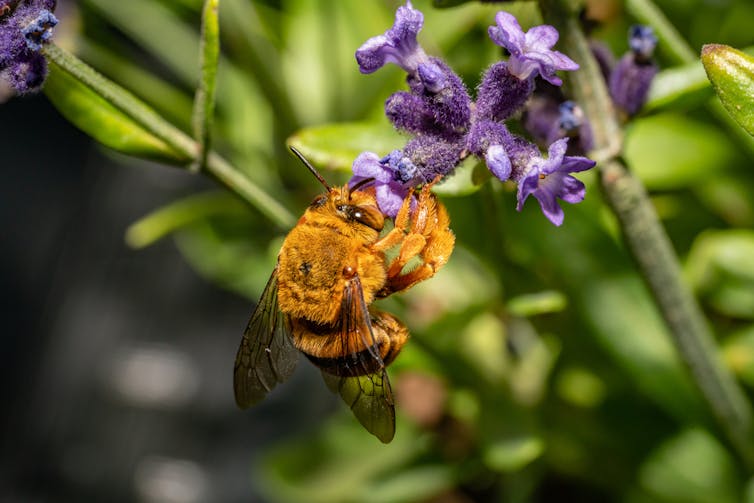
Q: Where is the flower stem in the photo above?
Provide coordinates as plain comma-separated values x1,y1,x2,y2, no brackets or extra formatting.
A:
539,0,754,471
42,43,295,229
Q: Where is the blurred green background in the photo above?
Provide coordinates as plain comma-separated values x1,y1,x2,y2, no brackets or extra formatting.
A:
2,0,754,501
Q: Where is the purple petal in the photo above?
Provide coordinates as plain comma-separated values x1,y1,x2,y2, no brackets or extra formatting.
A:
486,144,512,181
489,11,525,54
507,56,542,82
376,182,407,218
516,173,539,212
534,189,565,226
540,138,568,174
417,62,446,93
526,25,559,51
548,50,579,71
489,12,578,85
355,35,392,73
351,151,392,183
355,1,426,75
559,155,596,174
556,175,586,204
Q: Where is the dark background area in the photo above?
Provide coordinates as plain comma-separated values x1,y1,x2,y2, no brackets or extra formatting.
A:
0,94,332,502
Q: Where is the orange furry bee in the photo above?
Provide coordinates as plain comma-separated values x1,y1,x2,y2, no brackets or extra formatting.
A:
234,147,454,442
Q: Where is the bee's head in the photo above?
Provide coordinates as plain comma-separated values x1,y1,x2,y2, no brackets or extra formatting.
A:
290,146,384,233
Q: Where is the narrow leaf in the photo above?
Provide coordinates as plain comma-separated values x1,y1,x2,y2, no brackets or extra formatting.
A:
702,44,754,137
44,54,187,163
193,0,220,171
287,122,404,172
126,191,245,249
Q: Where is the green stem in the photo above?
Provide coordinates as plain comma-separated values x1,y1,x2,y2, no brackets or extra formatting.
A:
539,0,754,470
43,43,295,229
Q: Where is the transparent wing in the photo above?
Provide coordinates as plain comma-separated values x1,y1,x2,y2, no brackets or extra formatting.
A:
321,274,396,443
234,267,298,408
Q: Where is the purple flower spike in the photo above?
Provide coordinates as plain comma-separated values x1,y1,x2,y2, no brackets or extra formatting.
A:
403,134,465,182
516,138,595,226
385,91,436,134
355,1,428,76
0,0,57,94
476,61,534,121
349,151,412,218
609,26,658,117
488,11,578,85
629,25,657,62
22,9,57,51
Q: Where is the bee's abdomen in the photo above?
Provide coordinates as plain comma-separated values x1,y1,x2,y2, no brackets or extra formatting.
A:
290,311,409,377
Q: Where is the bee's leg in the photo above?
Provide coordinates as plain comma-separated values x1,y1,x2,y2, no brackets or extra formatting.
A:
379,182,454,296
373,187,416,253
370,310,409,367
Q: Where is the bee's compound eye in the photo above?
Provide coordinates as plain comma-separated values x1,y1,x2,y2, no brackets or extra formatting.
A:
338,204,384,231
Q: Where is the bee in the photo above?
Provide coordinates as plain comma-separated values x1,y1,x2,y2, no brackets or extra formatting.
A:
233,147,454,443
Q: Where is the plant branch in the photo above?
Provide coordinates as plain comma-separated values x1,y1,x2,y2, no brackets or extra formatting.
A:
538,0,754,470
43,43,295,229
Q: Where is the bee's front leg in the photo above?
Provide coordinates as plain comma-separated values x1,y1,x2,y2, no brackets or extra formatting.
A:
378,183,455,296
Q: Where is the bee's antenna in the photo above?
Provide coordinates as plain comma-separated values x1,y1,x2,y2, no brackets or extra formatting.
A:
289,146,331,191
350,177,374,193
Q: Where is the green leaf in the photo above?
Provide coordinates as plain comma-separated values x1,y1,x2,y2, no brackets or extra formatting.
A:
647,46,754,112
686,229,754,320
624,113,742,190
580,275,706,423
287,122,404,172
361,465,455,503
645,61,712,111
78,41,194,131
44,54,188,163
82,0,201,85
432,159,490,197
483,435,544,473
193,0,220,170
125,191,246,249
258,414,424,503
637,428,740,503
702,44,754,137
722,325,754,387
507,290,568,317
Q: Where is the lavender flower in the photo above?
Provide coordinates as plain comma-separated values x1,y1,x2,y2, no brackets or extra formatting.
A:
0,0,57,94
515,139,595,226
629,25,658,62
349,151,415,218
475,61,534,121
609,25,658,117
350,4,594,226
488,11,578,86
354,1,446,95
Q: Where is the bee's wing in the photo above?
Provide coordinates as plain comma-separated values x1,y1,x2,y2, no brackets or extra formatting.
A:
234,267,298,408
321,370,395,443
322,274,396,443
